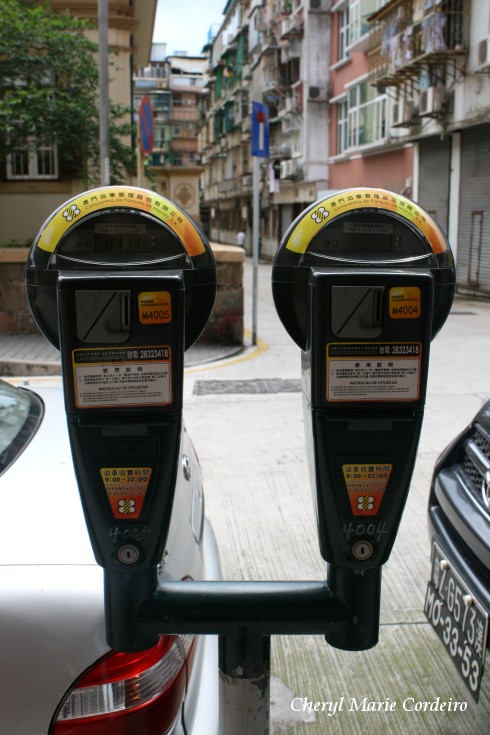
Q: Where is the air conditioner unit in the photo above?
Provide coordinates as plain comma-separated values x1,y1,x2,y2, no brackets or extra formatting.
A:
309,0,328,12
391,98,413,127
308,85,327,102
254,10,268,32
280,18,291,38
280,159,294,179
476,37,490,72
419,86,445,116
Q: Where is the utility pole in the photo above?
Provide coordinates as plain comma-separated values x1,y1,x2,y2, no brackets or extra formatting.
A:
98,0,110,186
251,102,269,346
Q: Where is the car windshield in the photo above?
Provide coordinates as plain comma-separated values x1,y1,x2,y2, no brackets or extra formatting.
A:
0,380,43,476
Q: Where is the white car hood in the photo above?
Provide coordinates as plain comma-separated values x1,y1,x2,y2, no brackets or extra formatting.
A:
0,381,97,566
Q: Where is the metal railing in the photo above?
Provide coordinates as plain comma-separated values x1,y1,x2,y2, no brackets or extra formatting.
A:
368,0,466,88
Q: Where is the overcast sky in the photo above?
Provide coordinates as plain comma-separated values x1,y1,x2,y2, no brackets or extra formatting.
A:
153,0,225,56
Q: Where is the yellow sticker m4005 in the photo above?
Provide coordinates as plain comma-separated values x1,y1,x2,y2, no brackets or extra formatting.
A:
138,291,171,324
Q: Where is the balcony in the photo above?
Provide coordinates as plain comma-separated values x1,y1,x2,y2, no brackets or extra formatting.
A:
171,137,198,153
170,107,198,122
368,0,466,90
347,0,380,54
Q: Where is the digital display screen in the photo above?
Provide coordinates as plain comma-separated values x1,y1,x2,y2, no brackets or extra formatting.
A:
93,223,157,253
304,213,429,264
58,214,185,261
330,223,394,253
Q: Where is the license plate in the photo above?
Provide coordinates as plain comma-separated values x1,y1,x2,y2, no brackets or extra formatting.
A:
425,541,489,701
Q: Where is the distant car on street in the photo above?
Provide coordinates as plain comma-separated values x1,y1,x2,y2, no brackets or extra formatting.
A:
425,399,490,702
0,377,220,735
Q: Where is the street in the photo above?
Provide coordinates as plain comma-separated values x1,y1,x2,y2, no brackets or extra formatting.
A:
183,258,490,734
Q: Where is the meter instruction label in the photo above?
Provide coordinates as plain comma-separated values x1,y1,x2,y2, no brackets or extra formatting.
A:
389,287,421,319
138,291,172,324
73,346,171,408
343,464,392,516
326,343,421,402
100,467,152,519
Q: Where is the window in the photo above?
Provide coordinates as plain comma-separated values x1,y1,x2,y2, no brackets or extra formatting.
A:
349,1,383,45
347,80,386,148
7,138,58,180
339,7,350,61
154,125,167,149
337,99,349,154
350,0,362,44
0,380,43,476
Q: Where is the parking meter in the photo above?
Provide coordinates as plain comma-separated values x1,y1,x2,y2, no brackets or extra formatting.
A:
273,188,455,648
26,186,216,650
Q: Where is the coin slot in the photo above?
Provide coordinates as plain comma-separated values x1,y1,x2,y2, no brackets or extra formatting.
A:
121,293,131,331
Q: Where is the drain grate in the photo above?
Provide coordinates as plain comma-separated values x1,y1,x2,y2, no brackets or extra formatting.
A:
193,378,302,395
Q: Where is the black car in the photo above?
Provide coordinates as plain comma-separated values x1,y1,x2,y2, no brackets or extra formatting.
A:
425,400,490,702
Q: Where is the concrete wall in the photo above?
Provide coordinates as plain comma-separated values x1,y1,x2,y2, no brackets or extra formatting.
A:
198,244,244,346
0,245,244,345
0,250,37,334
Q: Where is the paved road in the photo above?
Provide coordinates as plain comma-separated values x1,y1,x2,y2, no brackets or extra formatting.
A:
183,259,490,734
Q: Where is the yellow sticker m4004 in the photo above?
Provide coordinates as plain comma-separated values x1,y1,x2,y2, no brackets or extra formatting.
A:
389,286,421,319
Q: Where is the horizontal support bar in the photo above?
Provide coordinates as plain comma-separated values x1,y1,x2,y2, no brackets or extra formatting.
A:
138,579,349,636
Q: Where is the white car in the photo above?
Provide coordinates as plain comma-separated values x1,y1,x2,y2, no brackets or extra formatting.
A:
0,376,220,735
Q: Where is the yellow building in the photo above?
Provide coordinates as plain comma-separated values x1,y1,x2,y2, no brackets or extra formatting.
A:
0,0,157,244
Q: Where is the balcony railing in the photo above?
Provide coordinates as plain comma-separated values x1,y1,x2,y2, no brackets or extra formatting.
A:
170,108,198,122
368,0,466,88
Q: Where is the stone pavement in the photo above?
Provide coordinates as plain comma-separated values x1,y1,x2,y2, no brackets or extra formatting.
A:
182,259,490,735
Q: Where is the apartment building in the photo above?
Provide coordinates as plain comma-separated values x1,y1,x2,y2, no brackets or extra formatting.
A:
367,0,490,295
0,0,156,243
134,46,207,223
199,0,252,245
328,1,413,195
199,0,332,258
200,0,490,294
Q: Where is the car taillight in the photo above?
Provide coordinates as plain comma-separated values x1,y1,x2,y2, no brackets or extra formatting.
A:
50,634,195,735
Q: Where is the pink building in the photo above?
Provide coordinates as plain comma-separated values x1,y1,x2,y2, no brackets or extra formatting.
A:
327,4,413,197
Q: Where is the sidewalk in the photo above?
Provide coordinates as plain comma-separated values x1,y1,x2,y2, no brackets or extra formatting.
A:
0,329,245,376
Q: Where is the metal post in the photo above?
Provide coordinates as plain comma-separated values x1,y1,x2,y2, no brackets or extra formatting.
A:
325,565,382,651
252,156,260,346
98,0,110,186
219,633,270,735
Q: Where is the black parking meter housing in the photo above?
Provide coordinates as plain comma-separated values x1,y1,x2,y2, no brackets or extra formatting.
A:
26,186,216,650
272,188,455,649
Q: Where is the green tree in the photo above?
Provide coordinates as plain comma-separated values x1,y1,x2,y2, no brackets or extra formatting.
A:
0,0,135,183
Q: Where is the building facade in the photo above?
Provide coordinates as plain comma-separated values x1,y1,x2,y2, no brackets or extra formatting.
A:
328,1,413,196
200,0,490,296
367,0,490,295
134,46,207,223
0,0,156,244
199,0,332,259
